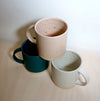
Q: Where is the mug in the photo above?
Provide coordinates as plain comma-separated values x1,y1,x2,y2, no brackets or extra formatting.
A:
26,17,68,60
13,40,49,73
51,51,89,88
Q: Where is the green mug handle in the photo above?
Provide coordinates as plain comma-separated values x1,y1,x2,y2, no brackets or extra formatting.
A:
13,48,24,64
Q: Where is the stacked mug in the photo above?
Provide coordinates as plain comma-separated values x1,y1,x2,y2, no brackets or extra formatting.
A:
13,18,89,88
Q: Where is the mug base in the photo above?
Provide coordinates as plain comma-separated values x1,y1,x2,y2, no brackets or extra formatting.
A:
51,77,76,89
24,65,49,74
40,52,66,61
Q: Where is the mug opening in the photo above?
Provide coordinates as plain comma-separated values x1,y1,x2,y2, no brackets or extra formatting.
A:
22,40,39,56
52,51,81,72
35,18,68,38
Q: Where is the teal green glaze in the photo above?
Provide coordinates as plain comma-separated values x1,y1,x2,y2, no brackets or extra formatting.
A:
13,40,49,73
13,48,24,64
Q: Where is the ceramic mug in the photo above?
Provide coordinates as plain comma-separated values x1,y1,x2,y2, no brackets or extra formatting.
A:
51,51,89,88
26,17,68,60
13,40,49,73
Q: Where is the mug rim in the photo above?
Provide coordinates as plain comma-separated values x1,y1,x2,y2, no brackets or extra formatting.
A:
51,50,82,73
34,17,68,38
21,40,39,57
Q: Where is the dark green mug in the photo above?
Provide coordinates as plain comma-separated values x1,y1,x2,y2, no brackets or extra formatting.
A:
13,40,49,73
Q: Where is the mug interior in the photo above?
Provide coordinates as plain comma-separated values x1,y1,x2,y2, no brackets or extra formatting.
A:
52,51,81,71
22,40,38,56
35,18,68,37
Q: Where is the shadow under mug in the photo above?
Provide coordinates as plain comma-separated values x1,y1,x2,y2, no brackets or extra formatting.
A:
13,40,49,73
51,51,89,88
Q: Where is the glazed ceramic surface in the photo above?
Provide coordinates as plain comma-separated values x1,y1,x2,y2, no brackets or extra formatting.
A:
26,18,68,60
51,51,89,88
13,40,49,73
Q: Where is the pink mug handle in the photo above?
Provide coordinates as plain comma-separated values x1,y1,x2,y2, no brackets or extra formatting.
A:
26,24,36,44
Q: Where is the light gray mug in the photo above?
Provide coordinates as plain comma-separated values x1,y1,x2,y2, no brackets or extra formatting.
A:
51,51,89,88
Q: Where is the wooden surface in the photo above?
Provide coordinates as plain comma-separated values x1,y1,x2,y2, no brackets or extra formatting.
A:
0,41,100,101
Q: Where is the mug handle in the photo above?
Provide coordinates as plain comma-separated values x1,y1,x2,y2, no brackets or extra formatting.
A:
26,24,36,44
75,68,89,86
13,48,24,64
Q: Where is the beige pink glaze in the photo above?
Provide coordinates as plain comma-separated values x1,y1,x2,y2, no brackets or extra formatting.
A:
26,18,68,60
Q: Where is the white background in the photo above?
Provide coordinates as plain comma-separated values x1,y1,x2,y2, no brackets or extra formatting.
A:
0,0,100,52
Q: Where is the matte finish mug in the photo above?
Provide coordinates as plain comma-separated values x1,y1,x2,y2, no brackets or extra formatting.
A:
26,17,68,60
51,51,89,88
13,40,49,73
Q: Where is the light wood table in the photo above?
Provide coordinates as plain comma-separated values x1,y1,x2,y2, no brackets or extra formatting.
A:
0,41,100,101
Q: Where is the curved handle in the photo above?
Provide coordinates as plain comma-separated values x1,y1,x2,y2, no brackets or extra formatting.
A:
13,48,24,64
26,24,36,44
75,68,89,86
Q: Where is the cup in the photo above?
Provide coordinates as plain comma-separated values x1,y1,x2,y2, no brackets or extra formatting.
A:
26,17,68,60
13,40,49,73
51,51,89,88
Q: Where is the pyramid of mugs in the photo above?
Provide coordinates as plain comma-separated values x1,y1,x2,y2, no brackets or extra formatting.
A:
13,18,89,88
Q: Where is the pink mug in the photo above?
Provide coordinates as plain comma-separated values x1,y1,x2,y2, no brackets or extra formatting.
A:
26,18,68,60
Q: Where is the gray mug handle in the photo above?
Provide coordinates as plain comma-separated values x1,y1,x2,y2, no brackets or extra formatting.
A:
75,68,89,86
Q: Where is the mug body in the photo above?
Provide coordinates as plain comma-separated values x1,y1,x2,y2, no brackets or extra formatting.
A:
51,51,82,88
23,54,49,73
35,18,68,60
51,65,79,88
36,32,67,60
13,40,49,73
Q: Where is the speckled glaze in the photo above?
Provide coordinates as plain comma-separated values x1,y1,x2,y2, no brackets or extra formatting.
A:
51,51,89,88
26,18,68,60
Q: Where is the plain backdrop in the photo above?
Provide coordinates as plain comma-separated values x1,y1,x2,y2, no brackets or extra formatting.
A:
0,0,100,52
